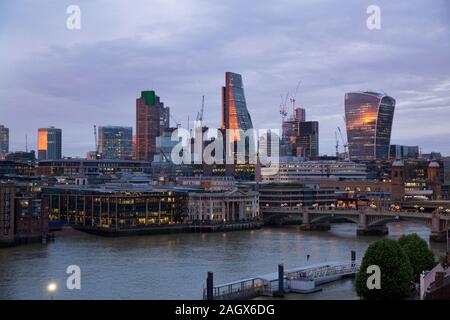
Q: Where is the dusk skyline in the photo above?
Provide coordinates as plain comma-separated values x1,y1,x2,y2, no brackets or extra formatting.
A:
1,0,450,157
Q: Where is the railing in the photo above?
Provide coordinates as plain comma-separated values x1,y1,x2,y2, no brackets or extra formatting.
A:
203,278,271,300
287,262,360,281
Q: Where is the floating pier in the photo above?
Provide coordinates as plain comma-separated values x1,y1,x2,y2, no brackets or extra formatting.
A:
203,252,360,300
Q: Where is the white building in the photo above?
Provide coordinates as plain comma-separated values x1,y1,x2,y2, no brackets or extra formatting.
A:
188,189,259,223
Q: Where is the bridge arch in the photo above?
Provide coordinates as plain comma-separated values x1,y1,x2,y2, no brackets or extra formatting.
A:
367,216,431,228
310,214,359,225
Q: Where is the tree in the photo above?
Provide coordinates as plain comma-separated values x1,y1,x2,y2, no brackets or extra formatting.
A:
356,239,412,299
398,233,435,280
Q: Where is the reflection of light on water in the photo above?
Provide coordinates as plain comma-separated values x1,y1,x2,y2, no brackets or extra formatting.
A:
330,239,337,259
295,232,302,257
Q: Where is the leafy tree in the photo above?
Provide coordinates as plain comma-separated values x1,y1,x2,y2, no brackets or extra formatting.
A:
398,233,435,280
356,239,412,299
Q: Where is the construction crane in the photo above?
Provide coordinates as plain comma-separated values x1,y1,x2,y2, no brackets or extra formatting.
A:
335,130,340,158
289,80,302,115
279,92,289,121
170,114,181,128
196,95,205,122
337,127,348,159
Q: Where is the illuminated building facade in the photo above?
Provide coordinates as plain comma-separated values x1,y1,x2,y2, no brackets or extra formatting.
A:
41,185,188,230
345,92,395,161
37,127,62,160
98,126,133,160
0,125,9,159
221,72,253,132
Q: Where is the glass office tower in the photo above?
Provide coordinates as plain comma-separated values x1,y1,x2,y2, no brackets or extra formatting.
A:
98,126,133,160
221,72,253,132
345,91,395,161
38,127,62,160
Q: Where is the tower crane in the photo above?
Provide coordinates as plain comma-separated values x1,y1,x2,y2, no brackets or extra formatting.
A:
279,92,289,121
335,130,340,158
289,80,302,115
170,115,181,128
337,127,348,159
196,95,205,123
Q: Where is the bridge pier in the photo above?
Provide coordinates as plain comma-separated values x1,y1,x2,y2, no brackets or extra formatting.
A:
356,225,388,236
430,231,448,243
430,211,448,242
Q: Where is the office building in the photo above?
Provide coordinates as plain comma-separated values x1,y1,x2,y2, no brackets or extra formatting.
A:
136,91,164,162
345,91,395,161
0,183,15,245
187,189,259,223
261,158,367,182
36,159,152,176
41,185,188,230
390,144,419,159
160,106,170,131
221,72,253,132
259,183,337,212
0,125,9,159
281,121,319,158
37,127,62,160
98,126,133,160
297,121,319,158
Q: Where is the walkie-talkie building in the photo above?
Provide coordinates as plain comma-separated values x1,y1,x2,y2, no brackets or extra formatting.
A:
345,91,395,161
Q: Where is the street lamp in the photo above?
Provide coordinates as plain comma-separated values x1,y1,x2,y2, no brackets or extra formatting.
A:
47,283,57,300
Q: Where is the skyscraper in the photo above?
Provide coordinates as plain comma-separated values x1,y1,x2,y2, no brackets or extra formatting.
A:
221,72,253,132
98,126,133,160
294,107,306,123
297,121,319,158
345,91,395,161
0,125,9,159
136,91,163,162
160,106,170,132
38,127,62,160
281,107,318,159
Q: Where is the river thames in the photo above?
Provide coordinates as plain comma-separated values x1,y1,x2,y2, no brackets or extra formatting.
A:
0,222,446,300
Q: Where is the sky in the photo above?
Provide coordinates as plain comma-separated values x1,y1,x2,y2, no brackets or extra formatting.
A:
1,0,449,157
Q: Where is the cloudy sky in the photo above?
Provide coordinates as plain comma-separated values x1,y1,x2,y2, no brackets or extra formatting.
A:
1,0,449,157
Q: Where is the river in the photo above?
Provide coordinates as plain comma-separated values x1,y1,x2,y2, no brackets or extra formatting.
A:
0,222,446,300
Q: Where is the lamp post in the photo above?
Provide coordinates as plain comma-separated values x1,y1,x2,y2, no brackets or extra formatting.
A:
47,283,57,300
